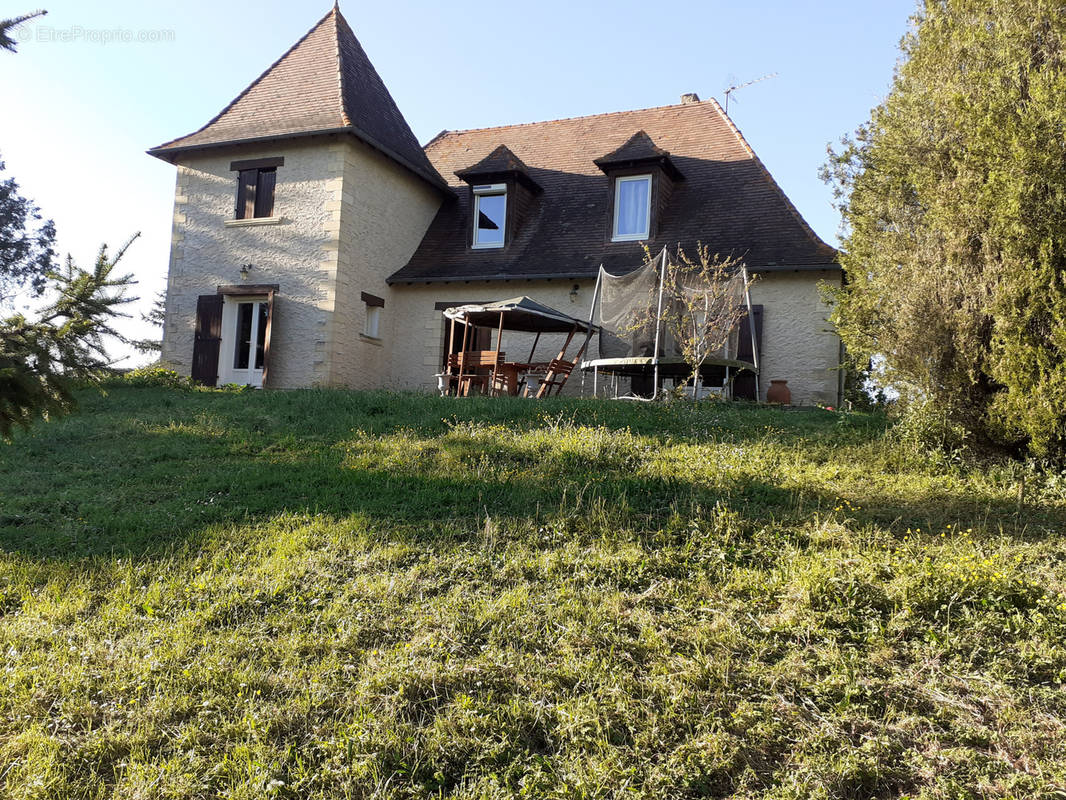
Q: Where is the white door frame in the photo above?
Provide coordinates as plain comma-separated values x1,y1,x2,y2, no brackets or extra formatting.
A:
219,295,269,387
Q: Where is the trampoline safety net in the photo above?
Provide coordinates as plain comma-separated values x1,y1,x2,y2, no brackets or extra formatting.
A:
594,251,749,363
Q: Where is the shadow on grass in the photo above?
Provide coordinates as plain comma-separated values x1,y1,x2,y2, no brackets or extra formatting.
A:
0,386,1056,559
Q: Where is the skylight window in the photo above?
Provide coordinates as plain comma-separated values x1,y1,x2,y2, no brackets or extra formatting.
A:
612,174,652,241
472,183,506,249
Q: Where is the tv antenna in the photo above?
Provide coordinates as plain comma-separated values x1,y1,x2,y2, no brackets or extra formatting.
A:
723,73,778,115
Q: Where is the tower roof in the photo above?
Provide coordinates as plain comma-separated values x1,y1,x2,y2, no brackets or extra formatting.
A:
148,6,447,191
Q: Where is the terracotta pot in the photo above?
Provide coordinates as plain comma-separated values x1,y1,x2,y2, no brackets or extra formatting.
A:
766,379,791,405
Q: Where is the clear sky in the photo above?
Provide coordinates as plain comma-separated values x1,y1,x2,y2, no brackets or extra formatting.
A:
0,0,915,365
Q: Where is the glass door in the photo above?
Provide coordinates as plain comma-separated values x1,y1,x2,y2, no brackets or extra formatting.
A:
220,296,269,387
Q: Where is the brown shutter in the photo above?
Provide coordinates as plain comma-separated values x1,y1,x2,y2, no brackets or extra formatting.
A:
192,294,224,386
733,304,763,401
260,290,275,387
254,169,276,218
236,169,257,219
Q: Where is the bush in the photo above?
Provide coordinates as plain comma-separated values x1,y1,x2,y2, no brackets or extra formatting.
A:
120,366,194,390
888,397,970,467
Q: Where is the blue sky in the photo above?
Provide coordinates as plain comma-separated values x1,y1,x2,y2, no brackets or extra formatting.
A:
0,0,915,363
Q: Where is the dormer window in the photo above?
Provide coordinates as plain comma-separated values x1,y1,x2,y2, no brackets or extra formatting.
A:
612,175,652,241
456,147,542,251
472,183,507,249
595,131,683,244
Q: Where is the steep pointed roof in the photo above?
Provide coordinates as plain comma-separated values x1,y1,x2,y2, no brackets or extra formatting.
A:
148,6,447,191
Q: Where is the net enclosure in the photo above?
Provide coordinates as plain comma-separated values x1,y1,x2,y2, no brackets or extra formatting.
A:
581,249,759,398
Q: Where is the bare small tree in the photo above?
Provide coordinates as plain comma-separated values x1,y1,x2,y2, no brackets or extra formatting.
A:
631,245,752,398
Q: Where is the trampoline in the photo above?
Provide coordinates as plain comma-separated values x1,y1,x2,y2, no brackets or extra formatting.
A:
578,249,760,400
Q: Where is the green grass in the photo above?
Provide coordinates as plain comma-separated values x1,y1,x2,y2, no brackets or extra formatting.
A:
1,386,1065,799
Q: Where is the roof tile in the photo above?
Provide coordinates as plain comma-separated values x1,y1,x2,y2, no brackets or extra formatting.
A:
389,99,837,283
149,6,445,190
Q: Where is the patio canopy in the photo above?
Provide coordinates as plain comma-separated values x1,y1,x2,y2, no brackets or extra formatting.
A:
443,296,596,333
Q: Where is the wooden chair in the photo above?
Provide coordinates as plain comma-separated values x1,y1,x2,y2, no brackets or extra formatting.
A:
534,358,575,398
446,350,505,396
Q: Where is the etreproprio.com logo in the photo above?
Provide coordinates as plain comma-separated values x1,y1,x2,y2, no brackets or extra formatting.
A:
17,24,176,45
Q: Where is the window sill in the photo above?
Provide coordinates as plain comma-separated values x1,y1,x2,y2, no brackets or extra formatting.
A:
359,334,383,346
611,234,649,243
471,243,505,250
224,216,283,228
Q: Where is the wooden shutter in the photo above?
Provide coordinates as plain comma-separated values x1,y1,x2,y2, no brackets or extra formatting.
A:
733,304,763,401
236,169,257,219
254,169,276,218
260,290,275,387
192,294,224,386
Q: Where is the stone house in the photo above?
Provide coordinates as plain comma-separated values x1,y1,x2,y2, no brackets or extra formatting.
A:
150,5,841,404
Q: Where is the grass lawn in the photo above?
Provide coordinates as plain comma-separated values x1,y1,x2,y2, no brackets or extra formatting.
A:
1,385,1065,799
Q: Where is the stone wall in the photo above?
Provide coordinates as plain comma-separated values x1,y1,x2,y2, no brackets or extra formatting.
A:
160,135,441,389
329,138,442,388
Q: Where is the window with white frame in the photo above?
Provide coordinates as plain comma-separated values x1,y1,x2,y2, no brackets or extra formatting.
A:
472,183,507,248
612,174,652,241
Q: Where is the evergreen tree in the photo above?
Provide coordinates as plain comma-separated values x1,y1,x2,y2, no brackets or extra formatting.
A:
0,158,56,302
0,236,137,439
131,290,165,355
0,10,46,53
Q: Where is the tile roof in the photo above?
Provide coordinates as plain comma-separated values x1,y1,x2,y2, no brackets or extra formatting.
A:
594,130,670,165
455,145,541,192
594,129,683,180
457,144,530,179
147,6,446,191
389,99,838,283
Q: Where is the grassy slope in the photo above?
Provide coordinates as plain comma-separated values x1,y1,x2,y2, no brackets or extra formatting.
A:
0,386,1065,799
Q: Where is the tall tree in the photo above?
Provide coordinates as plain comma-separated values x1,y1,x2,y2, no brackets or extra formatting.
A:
0,10,46,53
0,158,56,302
824,0,1066,457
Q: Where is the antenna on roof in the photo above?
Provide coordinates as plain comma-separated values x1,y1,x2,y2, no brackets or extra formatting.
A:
722,73,778,115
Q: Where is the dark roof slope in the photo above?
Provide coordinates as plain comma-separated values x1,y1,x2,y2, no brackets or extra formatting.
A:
389,99,837,283
148,6,446,191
